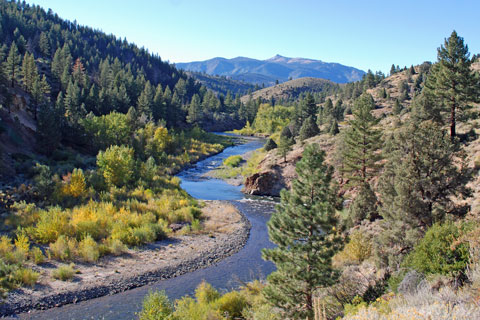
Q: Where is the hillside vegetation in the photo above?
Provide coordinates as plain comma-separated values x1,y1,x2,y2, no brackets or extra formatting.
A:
142,31,480,320
240,77,341,105
0,0,240,297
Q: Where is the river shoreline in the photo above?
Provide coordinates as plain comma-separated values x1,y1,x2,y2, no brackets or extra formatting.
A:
1,201,250,316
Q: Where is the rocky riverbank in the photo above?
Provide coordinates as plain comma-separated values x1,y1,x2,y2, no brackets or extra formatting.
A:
0,201,250,316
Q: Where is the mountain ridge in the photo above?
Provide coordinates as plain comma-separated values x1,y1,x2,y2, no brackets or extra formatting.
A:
176,55,365,85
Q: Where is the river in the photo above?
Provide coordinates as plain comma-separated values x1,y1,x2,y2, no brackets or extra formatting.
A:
18,136,276,320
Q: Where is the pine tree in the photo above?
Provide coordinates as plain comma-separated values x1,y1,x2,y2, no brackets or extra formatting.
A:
262,144,342,320
30,74,50,120
377,121,471,268
319,98,334,125
298,116,319,141
64,80,83,125
21,51,37,92
347,182,378,227
390,64,396,76
152,84,165,121
6,42,21,87
393,98,403,115
423,31,479,139
278,126,294,163
186,93,202,125
341,93,382,187
329,119,339,136
137,81,154,119
38,32,50,56
302,93,318,122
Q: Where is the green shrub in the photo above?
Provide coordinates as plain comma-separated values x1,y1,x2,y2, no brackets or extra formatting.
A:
108,239,127,256
263,138,277,151
138,290,173,320
223,155,243,168
49,236,77,261
30,247,45,264
78,235,100,262
13,268,39,287
52,264,75,281
195,281,220,305
404,222,469,276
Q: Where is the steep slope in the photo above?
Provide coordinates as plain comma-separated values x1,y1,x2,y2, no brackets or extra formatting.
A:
176,55,365,85
240,77,341,103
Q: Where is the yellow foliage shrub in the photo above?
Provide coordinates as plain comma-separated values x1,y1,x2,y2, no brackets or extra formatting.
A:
333,231,373,268
78,235,100,262
34,207,72,243
49,236,77,261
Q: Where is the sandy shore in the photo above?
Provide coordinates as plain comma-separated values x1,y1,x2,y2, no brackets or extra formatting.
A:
0,201,250,316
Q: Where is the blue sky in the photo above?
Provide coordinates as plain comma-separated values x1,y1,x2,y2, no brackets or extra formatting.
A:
29,0,480,74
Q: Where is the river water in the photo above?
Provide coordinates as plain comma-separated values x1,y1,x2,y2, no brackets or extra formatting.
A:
18,136,276,320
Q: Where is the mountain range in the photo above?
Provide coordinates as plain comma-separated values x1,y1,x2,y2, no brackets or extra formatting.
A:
176,55,365,85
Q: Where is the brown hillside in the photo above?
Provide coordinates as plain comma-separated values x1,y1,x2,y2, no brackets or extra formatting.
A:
240,77,340,104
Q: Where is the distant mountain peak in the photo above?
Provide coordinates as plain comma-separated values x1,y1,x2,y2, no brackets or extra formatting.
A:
176,55,365,85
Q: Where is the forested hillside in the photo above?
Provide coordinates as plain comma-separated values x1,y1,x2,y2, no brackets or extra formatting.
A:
0,0,247,298
0,0,249,150
184,71,255,97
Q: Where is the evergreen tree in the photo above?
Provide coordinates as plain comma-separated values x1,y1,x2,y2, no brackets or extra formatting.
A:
21,51,37,92
377,121,471,268
333,99,344,121
329,119,339,136
38,32,50,56
393,98,403,115
186,93,202,125
319,98,334,125
30,74,50,120
137,81,154,118
152,84,165,121
263,144,342,320
298,116,319,141
341,93,382,187
6,42,21,87
347,182,378,227
64,80,84,125
423,30,479,139
302,93,318,122
278,126,294,163
390,64,396,76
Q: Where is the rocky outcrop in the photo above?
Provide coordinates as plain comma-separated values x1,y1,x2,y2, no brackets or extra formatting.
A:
243,170,286,196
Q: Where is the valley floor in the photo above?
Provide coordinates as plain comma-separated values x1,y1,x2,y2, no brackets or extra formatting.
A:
0,201,249,316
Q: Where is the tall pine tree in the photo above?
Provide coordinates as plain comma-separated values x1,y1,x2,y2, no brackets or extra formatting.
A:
341,93,382,187
377,121,471,268
263,144,342,320
423,31,479,139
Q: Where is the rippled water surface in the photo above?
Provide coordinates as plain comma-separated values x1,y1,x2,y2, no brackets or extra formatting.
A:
19,135,276,320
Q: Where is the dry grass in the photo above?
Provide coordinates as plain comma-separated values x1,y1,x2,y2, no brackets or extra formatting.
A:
341,283,480,320
201,201,243,234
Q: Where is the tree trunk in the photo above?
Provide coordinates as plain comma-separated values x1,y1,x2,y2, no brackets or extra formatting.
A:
450,104,456,140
